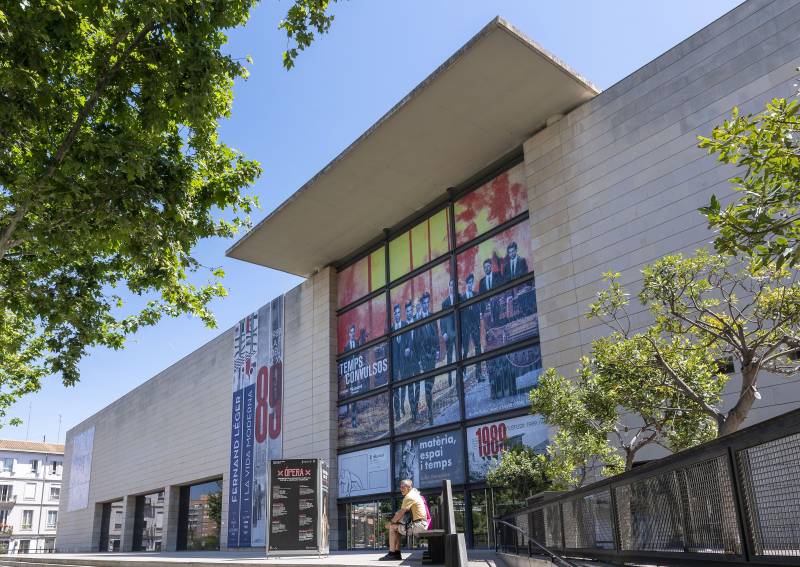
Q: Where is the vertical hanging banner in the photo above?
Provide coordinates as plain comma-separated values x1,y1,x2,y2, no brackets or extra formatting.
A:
228,297,284,548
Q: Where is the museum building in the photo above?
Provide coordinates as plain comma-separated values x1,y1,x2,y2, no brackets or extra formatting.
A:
56,0,800,553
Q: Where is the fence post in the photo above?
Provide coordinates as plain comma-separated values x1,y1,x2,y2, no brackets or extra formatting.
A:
608,483,621,552
727,445,754,562
559,501,567,551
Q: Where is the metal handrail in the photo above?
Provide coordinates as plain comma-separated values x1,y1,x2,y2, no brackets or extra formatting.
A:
492,517,580,567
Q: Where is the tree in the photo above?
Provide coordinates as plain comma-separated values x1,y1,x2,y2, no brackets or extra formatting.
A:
592,251,800,436
531,333,719,482
699,96,800,268
487,446,550,496
0,0,335,426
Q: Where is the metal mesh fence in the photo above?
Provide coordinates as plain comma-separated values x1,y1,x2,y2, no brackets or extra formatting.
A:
531,502,563,549
499,410,800,564
615,470,685,551
514,512,529,548
614,456,740,554
561,490,614,550
679,456,741,554
738,431,800,557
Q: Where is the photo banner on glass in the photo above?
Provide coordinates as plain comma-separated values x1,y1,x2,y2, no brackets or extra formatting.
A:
394,430,465,489
463,345,542,420
337,247,386,309
338,342,388,400
389,208,451,281
460,281,538,360
457,219,533,300
337,294,388,355
467,415,549,482
337,392,390,448
389,261,452,326
391,314,456,382
393,371,459,435
337,445,391,498
454,163,528,247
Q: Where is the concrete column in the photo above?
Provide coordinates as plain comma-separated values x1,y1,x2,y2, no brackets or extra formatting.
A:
163,485,181,551
89,503,104,553
120,495,137,552
310,267,338,549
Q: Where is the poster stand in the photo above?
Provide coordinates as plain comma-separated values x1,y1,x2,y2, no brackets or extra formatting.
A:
266,458,329,557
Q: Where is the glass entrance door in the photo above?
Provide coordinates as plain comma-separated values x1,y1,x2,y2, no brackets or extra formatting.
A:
346,500,392,549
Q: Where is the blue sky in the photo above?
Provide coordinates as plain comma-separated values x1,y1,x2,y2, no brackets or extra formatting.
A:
7,0,743,443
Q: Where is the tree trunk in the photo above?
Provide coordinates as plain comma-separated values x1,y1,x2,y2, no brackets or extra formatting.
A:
625,450,635,471
719,365,758,436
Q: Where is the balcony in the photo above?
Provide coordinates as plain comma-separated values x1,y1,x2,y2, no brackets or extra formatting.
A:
0,525,12,538
0,496,16,509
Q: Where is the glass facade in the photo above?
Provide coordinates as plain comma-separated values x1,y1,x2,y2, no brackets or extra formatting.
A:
178,479,223,551
98,500,123,552
133,491,164,551
336,161,544,547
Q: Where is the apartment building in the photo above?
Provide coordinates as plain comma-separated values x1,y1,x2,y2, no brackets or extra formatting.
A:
0,440,63,554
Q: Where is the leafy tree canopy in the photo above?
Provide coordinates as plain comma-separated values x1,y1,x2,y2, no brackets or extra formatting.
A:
486,446,550,496
0,0,335,426
531,333,720,486
699,96,800,268
592,252,800,437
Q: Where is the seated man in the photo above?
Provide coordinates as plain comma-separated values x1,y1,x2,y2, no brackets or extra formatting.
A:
380,479,429,561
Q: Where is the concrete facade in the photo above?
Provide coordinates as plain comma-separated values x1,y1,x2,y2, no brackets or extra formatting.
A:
57,269,337,552
57,0,800,553
525,0,800,440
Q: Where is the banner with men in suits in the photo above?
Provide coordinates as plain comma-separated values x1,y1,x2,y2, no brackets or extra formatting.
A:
337,294,387,355
393,371,459,434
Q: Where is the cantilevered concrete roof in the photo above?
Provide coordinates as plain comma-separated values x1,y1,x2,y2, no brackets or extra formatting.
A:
227,16,599,276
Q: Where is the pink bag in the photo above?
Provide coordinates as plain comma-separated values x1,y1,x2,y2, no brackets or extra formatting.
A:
420,494,432,529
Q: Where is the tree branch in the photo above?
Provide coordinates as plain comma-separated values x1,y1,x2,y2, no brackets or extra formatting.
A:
646,335,723,420
0,21,155,259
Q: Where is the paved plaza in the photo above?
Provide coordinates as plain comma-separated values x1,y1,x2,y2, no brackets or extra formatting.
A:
0,550,503,567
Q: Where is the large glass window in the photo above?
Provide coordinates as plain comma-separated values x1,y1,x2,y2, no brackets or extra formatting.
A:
338,342,389,400
99,500,123,552
454,163,528,247
394,429,465,489
337,247,386,309
179,479,222,551
335,160,543,550
463,345,542,419
338,445,391,498
393,371,459,435
389,209,451,281
470,489,493,548
338,295,388,354
456,219,533,298
459,280,537,360
389,261,453,325
345,500,393,549
133,491,164,551
391,314,456,382
338,392,391,448
467,415,549,483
